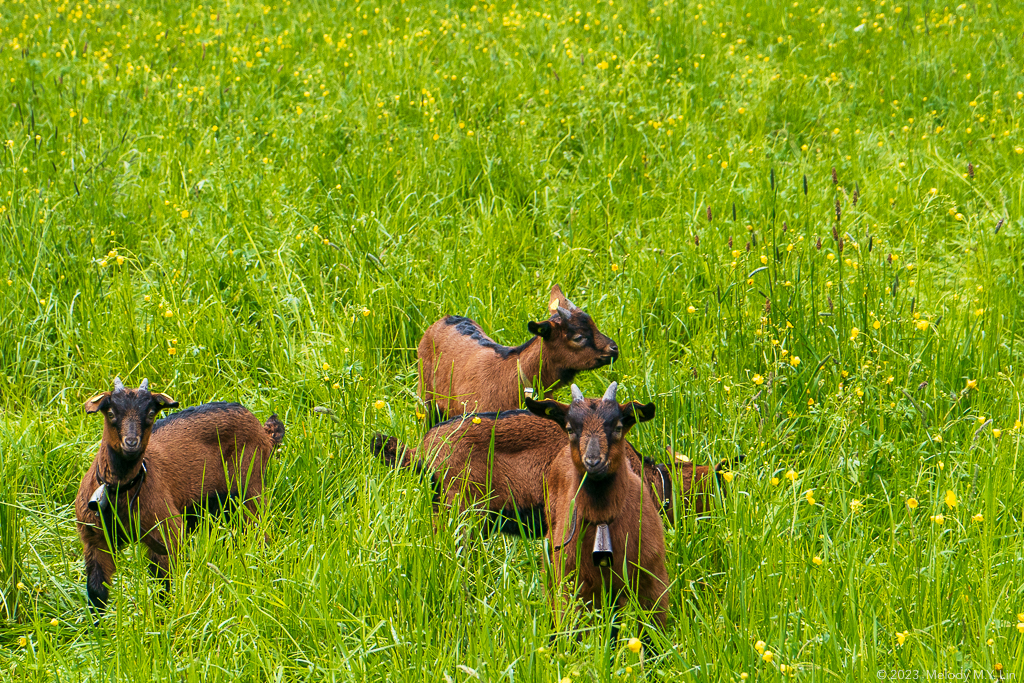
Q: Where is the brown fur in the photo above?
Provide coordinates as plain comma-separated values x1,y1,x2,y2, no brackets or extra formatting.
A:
372,414,738,532
417,285,618,419
75,381,284,611
527,387,670,633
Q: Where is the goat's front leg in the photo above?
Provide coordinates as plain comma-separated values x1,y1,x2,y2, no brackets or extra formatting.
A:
146,547,171,595
83,538,116,612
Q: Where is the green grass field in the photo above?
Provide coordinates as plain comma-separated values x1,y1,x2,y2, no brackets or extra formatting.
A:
1,0,1023,679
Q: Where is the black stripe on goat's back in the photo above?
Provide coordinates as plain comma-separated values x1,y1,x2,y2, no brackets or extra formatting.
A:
153,402,248,432
443,315,537,359
431,409,534,431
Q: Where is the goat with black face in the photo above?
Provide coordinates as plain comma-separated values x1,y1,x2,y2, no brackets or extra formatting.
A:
526,382,670,639
75,378,284,611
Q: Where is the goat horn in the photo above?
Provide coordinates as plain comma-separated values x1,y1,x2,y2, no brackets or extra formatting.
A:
113,376,125,393
571,384,585,403
602,382,618,403
557,306,572,323
139,378,149,392
563,296,578,311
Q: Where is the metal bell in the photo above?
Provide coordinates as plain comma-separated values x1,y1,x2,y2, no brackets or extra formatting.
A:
593,523,614,567
87,484,109,514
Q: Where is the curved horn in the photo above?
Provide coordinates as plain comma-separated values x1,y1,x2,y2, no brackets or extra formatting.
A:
571,384,585,403
113,376,125,393
602,382,618,403
557,306,572,323
139,378,149,392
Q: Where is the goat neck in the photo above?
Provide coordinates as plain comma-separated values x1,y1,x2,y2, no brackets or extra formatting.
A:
574,467,632,525
97,440,147,484
515,335,565,394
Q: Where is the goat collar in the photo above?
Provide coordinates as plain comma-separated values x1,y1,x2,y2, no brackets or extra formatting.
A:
96,461,147,503
653,464,672,513
552,506,578,553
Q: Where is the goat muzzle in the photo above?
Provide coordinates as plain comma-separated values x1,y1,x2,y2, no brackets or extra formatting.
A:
593,524,613,567
87,484,110,514
582,440,606,477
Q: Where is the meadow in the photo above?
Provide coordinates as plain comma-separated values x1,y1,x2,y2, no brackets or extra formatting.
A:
1,0,1023,679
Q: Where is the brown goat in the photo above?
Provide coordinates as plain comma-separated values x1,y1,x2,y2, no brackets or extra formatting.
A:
374,413,673,534
663,449,744,516
417,285,618,421
75,378,284,610
527,383,669,634
372,416,740,533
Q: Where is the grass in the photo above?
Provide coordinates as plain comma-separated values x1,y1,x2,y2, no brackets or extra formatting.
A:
1,0,1023,679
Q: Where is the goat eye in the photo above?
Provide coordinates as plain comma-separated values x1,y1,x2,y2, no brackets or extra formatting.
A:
572,335,585,343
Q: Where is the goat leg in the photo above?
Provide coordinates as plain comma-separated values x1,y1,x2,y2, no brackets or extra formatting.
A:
83,541,115,613
146,548,171,596
150,511,184,561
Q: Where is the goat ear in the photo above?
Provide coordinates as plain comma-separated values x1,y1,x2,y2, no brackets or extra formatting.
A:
621,401,656,429
528,320,553,339
525,397,569,424
151,393,179,410
84,392,111,414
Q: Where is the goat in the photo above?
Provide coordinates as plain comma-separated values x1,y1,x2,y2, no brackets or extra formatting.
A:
417,285,618,421
373,413,673,535
663,448,745,516
372,418,740,534
527,383,669,635
75,377,285,611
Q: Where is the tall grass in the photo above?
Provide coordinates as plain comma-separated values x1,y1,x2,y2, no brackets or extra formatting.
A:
0,434,23,623
1,0,1023,680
